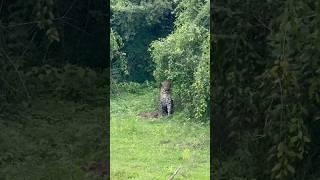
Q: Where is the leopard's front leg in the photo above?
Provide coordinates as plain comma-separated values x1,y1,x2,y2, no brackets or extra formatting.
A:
160,101,166,115
167,100,172,115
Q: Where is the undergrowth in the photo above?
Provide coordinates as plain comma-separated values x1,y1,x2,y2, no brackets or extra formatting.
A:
0,97,107,179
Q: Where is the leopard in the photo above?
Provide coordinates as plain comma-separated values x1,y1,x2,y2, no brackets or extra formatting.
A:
159,80,173,115
137,80,174,119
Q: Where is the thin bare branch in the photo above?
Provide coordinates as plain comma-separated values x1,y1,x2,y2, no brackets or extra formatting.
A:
168,166,182,180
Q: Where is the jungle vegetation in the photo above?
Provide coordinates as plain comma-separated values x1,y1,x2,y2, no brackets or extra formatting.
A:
212,0,320,179
1,0,319,179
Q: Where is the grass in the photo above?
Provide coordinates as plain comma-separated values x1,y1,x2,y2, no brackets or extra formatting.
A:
111,89,210,179
0,98,107,179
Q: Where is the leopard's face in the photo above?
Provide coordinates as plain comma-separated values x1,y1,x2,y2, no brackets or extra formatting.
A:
161,80,171,91
159,80,173,115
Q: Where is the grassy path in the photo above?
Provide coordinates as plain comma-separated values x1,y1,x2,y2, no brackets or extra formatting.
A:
111,90,210,179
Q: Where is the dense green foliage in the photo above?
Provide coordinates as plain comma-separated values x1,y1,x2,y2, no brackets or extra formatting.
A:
111,0,210,121
150,0,210,120
111,0,174,82
111,87,209,179
111,29,128,81
213,0,320,179
1,0,108,178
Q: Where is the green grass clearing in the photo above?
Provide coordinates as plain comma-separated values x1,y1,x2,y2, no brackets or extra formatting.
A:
111,89,210,179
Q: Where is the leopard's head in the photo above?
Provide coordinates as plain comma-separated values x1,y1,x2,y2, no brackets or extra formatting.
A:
161,80,171,91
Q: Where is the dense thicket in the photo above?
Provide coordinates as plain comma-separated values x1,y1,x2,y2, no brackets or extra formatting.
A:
212,0,320,179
